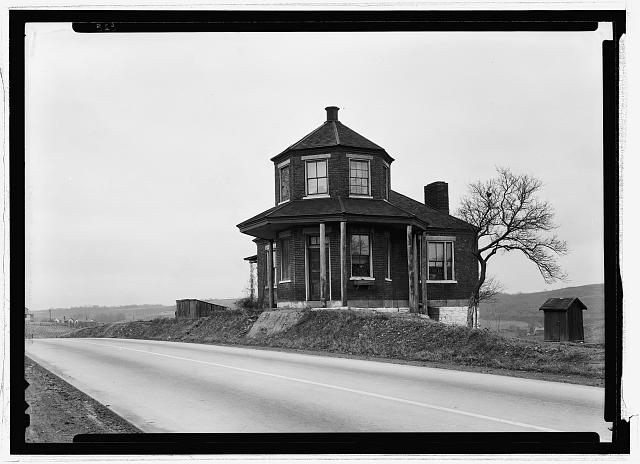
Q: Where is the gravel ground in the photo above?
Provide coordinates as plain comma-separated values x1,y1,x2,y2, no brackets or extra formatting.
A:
24,356,141,443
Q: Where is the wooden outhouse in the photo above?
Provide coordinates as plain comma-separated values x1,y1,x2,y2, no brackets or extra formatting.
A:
539,297,587,342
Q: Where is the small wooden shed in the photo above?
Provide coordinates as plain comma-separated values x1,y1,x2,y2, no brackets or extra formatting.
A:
175,299,229,319
539,297,587,342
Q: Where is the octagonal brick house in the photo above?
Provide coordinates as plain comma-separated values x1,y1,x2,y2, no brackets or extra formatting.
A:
237,107,479,325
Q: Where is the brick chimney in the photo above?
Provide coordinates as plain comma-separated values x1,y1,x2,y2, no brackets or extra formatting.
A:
424,181,449,214
326,106,339,121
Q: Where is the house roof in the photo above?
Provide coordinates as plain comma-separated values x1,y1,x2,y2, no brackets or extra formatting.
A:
271,107,391,161
238,191,477,238
539,297,588,311
237,197,426,238
389,190,477,231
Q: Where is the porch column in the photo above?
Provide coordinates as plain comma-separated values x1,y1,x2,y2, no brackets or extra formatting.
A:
267,240,274,308
420,233,429,316
320,223,327,307
406,225,416,312
340,221,347,306
412,233,419,308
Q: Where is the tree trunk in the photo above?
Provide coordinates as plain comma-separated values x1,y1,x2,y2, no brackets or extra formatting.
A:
467,256,487,328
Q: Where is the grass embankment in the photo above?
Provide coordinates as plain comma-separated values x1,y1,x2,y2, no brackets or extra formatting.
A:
68,309,604,386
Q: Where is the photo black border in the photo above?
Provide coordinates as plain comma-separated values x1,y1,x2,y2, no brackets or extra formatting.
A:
9,8,628,455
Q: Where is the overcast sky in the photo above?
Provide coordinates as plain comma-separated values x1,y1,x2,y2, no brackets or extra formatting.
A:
25,24,606,310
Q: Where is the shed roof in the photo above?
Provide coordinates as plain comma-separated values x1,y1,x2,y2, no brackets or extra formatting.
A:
539,297,587,311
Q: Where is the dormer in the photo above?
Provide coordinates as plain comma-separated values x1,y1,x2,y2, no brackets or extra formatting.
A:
271,107,394,205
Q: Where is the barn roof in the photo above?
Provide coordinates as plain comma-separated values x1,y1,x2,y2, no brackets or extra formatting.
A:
539,297,587,311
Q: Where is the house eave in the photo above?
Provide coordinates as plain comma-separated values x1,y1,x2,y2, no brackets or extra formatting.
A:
238,214,427,240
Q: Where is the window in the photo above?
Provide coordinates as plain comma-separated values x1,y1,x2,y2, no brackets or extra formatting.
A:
351,234,372,277
280,239,291,281
385,235,391,280
306,160,328,195
428,241,454,281
279,165,290,202
349,159,370,195
383,165,389,200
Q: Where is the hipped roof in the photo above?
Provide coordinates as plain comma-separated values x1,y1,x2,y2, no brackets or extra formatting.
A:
271,119,391,161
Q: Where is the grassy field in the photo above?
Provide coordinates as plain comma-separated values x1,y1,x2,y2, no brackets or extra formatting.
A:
25,322,81,339
68,309,604,386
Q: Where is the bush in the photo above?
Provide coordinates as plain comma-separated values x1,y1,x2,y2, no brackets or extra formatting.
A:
235,296,262,310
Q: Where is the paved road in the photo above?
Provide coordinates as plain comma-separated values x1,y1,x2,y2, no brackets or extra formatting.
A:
25,338,610,438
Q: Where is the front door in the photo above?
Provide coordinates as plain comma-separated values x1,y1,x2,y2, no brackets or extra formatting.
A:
308,237,329,300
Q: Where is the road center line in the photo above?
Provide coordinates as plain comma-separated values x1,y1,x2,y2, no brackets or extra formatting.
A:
81,339,560,432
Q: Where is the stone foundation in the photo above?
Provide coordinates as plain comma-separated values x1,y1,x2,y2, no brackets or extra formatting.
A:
428,306,468,326
277,300,410,310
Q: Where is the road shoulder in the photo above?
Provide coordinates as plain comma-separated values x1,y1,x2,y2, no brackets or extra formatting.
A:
24,355,142,442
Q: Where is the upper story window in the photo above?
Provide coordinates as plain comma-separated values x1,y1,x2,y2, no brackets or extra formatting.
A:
349,159,370,196
279,164,290,203
383,164,389,200
427,241,455,281
306,160,328,195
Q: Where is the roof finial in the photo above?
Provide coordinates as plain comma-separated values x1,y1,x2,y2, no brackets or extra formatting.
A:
325,106,339,122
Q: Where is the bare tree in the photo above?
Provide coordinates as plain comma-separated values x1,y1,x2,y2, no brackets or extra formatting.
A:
478,275,503,304
457,168,568,328
477,276,503,330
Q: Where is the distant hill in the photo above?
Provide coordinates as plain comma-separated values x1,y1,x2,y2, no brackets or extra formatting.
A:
31,298,241,323
479,283,604,343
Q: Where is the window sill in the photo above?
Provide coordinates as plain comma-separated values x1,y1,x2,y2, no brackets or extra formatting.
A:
426,280,458,284
349,194,373,199
303,194,330,200
278,199,290,205
385,278,392,282
350,276,375,281
278,279,292,284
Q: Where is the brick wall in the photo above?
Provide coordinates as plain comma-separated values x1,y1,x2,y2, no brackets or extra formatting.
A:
273,148,391,204
255,224,477,308
425,229,478,302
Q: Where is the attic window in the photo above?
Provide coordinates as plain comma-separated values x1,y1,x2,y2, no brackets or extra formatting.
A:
306,160,328,195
